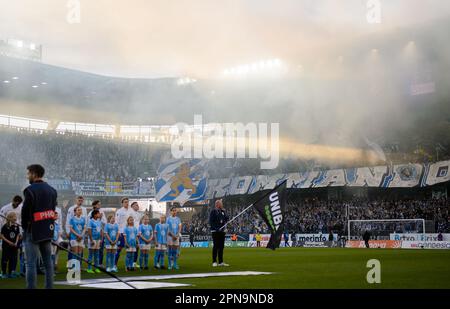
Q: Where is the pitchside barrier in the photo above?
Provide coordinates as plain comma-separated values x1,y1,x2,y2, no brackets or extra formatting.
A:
346,240,402,249
180,241,210,248
180,234,250,242
345,239,450,249
180,241,249,248
3,239,443,250
179,233,450,249
401,241,450,249
4,233,447,251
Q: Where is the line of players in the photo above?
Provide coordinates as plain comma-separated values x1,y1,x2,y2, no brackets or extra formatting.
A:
0,195,182,276
62,197,182,272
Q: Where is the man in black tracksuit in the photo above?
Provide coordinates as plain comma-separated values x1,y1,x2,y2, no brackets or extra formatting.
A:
189,227,195,247
21,164,57,289
363,230,371,248
209,199,229,267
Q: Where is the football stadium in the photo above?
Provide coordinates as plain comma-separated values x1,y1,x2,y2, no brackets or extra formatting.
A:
0,0,449,302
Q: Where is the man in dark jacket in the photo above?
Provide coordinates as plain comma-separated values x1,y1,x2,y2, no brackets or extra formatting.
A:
209,199,229,267
328,230,334,247
189,226,195,247
363,230,371,249
21,164,57,289
291,232,297,247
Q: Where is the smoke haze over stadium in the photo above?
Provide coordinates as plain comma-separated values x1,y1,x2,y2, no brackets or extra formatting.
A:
1,0,450,164
1,0,450,78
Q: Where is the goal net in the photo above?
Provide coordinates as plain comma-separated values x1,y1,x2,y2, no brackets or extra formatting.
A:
347,219,425,240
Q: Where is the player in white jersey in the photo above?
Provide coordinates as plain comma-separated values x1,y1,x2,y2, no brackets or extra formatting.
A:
87,200,107,226
0,196,23,228
130,202,143,268
130,202,142,228
114,197,133,266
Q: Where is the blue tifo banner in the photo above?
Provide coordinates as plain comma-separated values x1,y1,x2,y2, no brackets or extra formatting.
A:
205,160,450,199
155,159,208,204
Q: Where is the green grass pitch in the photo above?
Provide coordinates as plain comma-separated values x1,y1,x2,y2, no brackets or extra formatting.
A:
0,248,449,289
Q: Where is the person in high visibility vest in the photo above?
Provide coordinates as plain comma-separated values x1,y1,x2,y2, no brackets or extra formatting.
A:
255,233,262,247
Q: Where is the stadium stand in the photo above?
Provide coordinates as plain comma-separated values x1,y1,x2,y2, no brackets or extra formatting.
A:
0,126,166,184
1,124,449,185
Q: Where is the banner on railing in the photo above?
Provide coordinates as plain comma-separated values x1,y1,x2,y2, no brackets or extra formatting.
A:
72,180,155,196
390,233,450,242
205,160,450,199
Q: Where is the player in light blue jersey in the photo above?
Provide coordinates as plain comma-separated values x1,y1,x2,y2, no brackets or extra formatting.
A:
154,215,169,269
123,216,138,271
69,206,86,265
104,214,119,272
167,207,182,270
138,215,153,270
87,210,103,273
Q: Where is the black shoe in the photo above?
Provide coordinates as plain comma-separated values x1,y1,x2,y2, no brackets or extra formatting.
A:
144,267,149,270
154,265,159,269
160,266,166,269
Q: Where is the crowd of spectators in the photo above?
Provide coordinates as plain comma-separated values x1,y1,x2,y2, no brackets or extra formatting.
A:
188,197,450,236
1,125,449,184
0,126,165,184
1,126,449,237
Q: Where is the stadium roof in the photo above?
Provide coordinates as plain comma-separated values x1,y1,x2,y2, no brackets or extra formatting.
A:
2,1,450,78
0,55,206,124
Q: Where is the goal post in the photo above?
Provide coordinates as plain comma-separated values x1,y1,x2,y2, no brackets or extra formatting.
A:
347,218,426,240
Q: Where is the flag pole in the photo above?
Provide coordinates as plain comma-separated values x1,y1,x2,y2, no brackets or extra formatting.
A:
219,204,253,231
218,179,288,231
